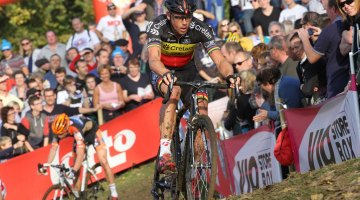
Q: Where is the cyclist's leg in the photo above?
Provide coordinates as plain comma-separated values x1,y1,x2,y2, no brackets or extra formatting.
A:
152,71,181,172
93,129,118,199
194,89,209,159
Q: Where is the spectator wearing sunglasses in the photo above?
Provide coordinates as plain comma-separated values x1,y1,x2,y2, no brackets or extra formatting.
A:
338,0,359,55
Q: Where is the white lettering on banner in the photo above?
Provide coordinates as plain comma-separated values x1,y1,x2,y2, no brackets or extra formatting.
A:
49,129,137,184
232,131,282,195
298,92,360,172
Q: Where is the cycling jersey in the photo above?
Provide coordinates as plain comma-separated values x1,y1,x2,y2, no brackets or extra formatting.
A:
146,14,219,68
52,116,102,151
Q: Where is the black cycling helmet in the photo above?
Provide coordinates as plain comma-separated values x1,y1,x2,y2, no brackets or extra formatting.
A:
165,0,197,15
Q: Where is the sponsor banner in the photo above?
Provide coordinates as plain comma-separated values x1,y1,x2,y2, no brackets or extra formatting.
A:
285,91,360,173
0,99,162,200
216,126,282,196
0,0,16,5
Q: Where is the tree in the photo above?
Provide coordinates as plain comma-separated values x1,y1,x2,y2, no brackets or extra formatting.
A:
0,0,94,52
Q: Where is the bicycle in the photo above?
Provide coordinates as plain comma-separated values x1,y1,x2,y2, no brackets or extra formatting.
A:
151,71,230,200
39,146,104,200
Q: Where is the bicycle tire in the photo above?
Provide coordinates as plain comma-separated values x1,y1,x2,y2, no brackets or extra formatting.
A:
83,163,105,200
184,114,218,200
42,184,74,200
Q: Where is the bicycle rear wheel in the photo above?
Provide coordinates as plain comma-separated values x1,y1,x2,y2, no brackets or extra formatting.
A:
42,184,74,200
84,163,105,200
184,115,218,200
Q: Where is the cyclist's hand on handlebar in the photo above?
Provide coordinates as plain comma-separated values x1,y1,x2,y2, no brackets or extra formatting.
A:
65,168,77,179
38,163,48,175
162,71,177,86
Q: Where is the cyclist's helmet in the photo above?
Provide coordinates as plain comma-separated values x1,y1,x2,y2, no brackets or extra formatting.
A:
52,113,70,135
165,0,197,15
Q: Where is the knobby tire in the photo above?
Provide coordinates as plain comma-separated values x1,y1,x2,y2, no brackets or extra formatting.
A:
42,184,73,200
184,114,218,200
84,163,104,200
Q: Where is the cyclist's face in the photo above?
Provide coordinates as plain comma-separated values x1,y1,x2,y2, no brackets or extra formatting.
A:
167,12,192,36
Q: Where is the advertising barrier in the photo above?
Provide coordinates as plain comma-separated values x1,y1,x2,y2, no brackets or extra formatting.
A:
216,126,283,196
0,99,162,200
285,91,360,173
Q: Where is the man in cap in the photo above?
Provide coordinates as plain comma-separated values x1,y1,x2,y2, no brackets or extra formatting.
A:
110,47,127,83
97,3,129,44
34,58,50,77
115,39,130,64
0,39,29,77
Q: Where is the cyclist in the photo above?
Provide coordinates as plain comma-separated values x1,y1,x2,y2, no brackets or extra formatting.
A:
39,113,119,200
147,0,238,173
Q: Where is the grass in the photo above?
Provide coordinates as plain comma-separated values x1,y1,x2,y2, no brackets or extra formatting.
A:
95,158,360,200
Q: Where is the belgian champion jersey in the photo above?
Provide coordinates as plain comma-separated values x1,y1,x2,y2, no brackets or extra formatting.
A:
146,15,219,68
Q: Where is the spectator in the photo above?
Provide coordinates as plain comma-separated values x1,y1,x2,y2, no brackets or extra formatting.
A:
233,51,254,73
21,95,49,149
220,42,243,66
238,0,255,35
93,66,125,121
57,75,88,108
44,54,62,90
253,67,302,126
338,0,359,56
65,47,79,64
269,35,299,79
289,32,327,105
90,49,110,77
114,39,131,65
0,136,24,162
110,47,127,83
297,0,349,98
74,58,88,91
9,71,27,101
84,74,98,122
252,0,281,38
0,106,33,152
69,48,97,73
268,21,286,38
258,50,279,70
66,17,101,52
301,0,326,15
97,3,129,43
217,19,230,41
0,74,24,110
224,70,257,135
251,43,269,69
19,38,41,74
121,3,146,59
279,0,308,25
34,58,50,77
37,31,67,68
120,58,154,112
0,39,29,77
300,11,324,44
54,67,67,92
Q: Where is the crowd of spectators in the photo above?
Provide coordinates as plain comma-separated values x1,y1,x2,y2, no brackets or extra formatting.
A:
0,0,358,165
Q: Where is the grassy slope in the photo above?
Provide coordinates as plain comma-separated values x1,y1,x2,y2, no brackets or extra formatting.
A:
96,158,360,199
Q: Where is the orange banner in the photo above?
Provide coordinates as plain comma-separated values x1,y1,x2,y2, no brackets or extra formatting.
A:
0,99,161,200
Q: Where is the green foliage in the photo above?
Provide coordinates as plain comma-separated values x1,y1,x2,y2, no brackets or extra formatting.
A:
0,0,94,52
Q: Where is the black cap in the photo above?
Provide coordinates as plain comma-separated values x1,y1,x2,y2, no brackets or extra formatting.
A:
82,47,94,52
115,39,129,46
35,58,49,68
26,88,41,98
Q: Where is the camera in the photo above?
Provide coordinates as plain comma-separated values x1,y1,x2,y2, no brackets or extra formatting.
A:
307,29,314,36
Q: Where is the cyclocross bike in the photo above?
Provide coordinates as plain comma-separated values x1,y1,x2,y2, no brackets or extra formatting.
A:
151,71,230,200
39,146,104,200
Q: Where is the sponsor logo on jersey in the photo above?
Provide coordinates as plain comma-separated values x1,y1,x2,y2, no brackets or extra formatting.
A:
194,25,212,39
161,42,196,56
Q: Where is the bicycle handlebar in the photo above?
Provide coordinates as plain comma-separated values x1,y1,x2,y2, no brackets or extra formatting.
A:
38,163,70,173
162,70,233,104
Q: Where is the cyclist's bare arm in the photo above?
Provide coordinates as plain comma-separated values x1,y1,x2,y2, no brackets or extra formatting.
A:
148,46,173,86
46,143,59,164
209,49,233,78
73,146,85,171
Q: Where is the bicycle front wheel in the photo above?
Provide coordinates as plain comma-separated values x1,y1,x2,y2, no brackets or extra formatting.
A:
84,163,105,199
42,184,74,200
185,115,218,200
